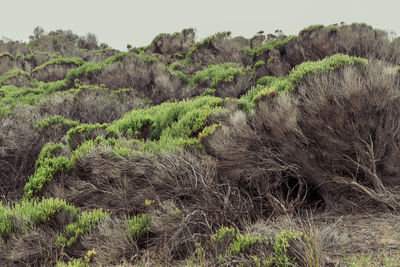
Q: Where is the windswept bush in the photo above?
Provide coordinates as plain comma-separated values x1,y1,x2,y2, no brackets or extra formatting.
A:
205,62,400,213
2,24,400,266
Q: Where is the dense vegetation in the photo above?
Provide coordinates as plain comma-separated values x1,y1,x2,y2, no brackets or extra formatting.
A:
1,23,400,266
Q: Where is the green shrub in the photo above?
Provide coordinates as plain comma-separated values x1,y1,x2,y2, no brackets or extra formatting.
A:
36,115,79,130
0,70,32,85
66,123,108,150
251,39,285,57
200,88,216,96
0,52,15,60
128,214,150,240
165,66,190,84
24,154,70,199
108,95,224,152
299,24,324,35
245,36,296,58
270,229,301,265
32,57,84,73
254,60,265,69
288,53,368,84
191,63,243,88
211,226,265,256
238,54,368,111
0,85,45,107
0,198,78,238
56,209,107,248
56,258,86,267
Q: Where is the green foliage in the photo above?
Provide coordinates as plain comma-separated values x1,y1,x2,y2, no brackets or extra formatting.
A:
109,95,224,152
254,60,265,69
351,22,373,29
238,76,293,111
32,57,84,73
198,123,220,141
128,214,150,240
36,115,79,130
26,138,120,198
200,88,216,96
0,52,15,60
165,65,190,84
0,85,45,108
24,154,70,199
245,35,297,58
0,198,78,238
191,63,243,87
56,209,107,247
238,54,368,111
299,24,324,35
66,123,108,150
270,229,301,266
288,53,368,84
325,24,339,31
56,258,86,267
251,39,285,57
35,142,64,168
69,139,97,166
211,226,265,256
0,70,32,85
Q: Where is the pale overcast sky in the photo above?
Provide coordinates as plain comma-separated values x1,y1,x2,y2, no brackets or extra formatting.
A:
0,0,399,51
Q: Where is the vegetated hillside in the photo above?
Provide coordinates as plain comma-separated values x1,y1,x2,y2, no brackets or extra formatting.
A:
1,23,400,266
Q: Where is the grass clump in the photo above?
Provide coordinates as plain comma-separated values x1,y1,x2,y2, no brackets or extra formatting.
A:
24,140,99,198
211,226,265,256
0,198,78,238
32,57,84,73
56,209,108,247
36,115,79,130
0,85,45,107
128,213,150,240
56,258,86,267
190,62,243,88
24,143,70,199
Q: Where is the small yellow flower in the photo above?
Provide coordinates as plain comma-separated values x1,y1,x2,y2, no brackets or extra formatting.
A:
145,199,154,207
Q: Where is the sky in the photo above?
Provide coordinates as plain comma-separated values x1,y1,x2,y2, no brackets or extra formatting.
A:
0,0,399,51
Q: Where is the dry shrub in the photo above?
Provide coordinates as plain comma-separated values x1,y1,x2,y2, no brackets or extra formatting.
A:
205,62,400,213
80,216,137,265
93,57,183,104
32,64,76,82
293,63,400,209
253,24,399,79
39,87,144,124
255,48,292,77
214,69,254,98
43,147,258,260
190,34,251,70
0,113,44,202
0,209,75,266
146,29,195,60
1,74,34,87
284,24,397,69
0,41,28,55
0,56,20,76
